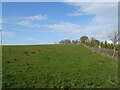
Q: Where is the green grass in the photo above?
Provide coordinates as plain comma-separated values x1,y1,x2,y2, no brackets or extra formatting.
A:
2,44,118,88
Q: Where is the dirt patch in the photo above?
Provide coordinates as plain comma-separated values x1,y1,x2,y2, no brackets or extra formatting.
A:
98,60,105,63
31,52,35,54
25,51,29,56
13,59,17,61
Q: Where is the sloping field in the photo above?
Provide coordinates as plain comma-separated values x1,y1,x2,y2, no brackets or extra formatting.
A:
2,44,118,88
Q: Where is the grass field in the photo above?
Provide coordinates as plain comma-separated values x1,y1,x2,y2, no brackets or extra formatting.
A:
2,44,118,88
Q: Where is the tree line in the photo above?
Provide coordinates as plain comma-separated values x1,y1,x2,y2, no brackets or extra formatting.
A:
58,35,119,50
58,30,119,59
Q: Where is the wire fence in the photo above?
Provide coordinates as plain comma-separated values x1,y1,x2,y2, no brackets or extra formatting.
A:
83,44,119,60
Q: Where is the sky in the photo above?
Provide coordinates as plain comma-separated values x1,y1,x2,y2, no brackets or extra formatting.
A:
2,0,119,2
1,2,118,45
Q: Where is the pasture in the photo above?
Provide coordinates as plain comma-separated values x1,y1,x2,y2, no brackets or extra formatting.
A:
2,44,118,88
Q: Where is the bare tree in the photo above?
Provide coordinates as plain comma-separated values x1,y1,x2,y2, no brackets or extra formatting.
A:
107,30,118,59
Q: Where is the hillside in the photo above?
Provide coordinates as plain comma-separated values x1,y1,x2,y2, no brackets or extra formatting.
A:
2,44,118,88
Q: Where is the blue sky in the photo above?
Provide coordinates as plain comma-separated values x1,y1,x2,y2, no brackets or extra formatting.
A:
2,2,118,45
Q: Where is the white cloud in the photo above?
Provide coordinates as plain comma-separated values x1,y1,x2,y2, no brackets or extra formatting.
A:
16,19,117,41
66,2,118,40
6,14,48,29
9,2,118,41
17,20,42,28
17,20,31,26
67,2,117,23
19,15,48,21
16,21,83,33
68,12,87,16
25,15,47,21
4,14,48,24
44,22,82,33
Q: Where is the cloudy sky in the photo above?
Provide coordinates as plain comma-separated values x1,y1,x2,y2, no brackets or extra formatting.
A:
2,2,118,45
